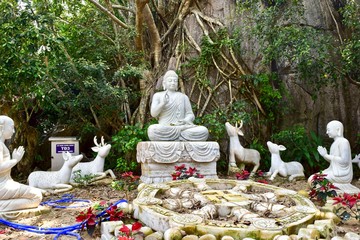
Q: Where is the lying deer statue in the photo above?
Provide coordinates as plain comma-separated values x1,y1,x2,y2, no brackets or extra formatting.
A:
28,151,83,193
70,136,115,183
225,121,260,175
266,141,305,181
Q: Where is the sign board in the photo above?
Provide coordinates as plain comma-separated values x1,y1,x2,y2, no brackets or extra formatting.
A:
49,137,79,171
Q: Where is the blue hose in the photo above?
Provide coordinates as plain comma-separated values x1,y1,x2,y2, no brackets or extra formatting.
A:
40,194,91,208
0,196,128,240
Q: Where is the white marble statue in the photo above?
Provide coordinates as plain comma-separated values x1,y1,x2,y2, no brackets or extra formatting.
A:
308,120,359,194
28,151,83,193
70,136,115,183
266,141,305,181
0,115,42,212
225,121,260,175
352,154,360,171
147,70,209,141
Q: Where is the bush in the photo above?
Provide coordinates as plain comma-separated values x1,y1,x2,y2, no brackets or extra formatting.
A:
271,125,325,175
107,123,149,174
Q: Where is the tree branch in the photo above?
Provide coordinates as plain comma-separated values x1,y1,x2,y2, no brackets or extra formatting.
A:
87,0,129,29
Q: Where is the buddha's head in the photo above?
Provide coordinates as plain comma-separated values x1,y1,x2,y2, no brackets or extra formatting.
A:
326,120,343,138
163,70,178,91
0,115,15,140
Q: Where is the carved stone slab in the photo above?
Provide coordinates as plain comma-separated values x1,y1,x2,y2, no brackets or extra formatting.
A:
137,141,220,183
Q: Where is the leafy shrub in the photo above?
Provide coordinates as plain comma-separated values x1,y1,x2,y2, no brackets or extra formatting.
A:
308,173,338,206
271,125,325,174
107,123,149,173
333,193,360,222
71,170,98,187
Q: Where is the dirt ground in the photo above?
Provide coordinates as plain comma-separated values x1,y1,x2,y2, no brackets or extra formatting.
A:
0,176,359,240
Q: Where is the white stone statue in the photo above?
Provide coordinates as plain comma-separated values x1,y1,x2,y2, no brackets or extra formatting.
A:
352,154,360,171
70,136,115,183
225,121,260,175
28,151,83,193
266,141,305,181
308,120,359,194
0,115,42,212
147,70,209,141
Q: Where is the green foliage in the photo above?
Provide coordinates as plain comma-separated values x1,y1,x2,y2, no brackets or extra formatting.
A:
71,170,97,187
271,125,325,173
244,73,283,121
111,172,140,197
236,0,360,86
195,100,251,142
339,2,360,84
333,193,360,222
109,123,149,173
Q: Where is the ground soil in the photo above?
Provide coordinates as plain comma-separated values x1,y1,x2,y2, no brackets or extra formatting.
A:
0,176,359,240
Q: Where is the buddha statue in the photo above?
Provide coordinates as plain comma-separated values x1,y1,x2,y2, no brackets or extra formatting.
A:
0,115,42,212
147,70,209,141
308,120,359,194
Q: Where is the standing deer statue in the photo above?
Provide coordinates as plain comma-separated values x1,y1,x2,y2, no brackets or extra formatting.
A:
266,141,305,181
70,136,115,183
28,151,83,193
225,121,260,175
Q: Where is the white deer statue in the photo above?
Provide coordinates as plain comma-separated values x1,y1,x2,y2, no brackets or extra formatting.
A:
266,141,305,181
225,121,260,175
28,151,83,193
352,154,360,180
70,136,115,183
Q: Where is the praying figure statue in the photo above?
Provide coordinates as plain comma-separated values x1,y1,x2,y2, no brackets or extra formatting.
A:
0,115,42,212
308,120,359,194
147,70,209,141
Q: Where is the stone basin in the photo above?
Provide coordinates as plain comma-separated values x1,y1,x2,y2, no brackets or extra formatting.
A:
133,178,319,240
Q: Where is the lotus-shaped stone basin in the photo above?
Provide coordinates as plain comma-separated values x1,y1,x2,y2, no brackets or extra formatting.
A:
133,178,318,240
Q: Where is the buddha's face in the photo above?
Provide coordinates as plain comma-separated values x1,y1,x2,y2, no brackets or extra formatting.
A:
163,76,178,91
1,118,15,140
326,123,339,138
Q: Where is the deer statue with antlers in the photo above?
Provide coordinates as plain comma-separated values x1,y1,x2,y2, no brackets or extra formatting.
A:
70,136,115,183
225,121,260,175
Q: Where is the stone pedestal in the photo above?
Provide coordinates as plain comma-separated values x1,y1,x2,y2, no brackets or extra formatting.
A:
137,141,220,183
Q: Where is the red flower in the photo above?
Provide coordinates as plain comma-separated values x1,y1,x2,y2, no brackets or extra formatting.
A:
356,193,360,200
333,193,358,208
235,170,250,180
186,167,197,176
309,189,317,198
75,207,97,228
120,225,131,236
256,170,264,177
171,171,181,180
328,183,338,189
122,172,134,178
257,179,268,184
311,173,327,182
118,236,133,240
106,205,124,221
196,173,204,178
174,164,185,171
131,222,142,231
